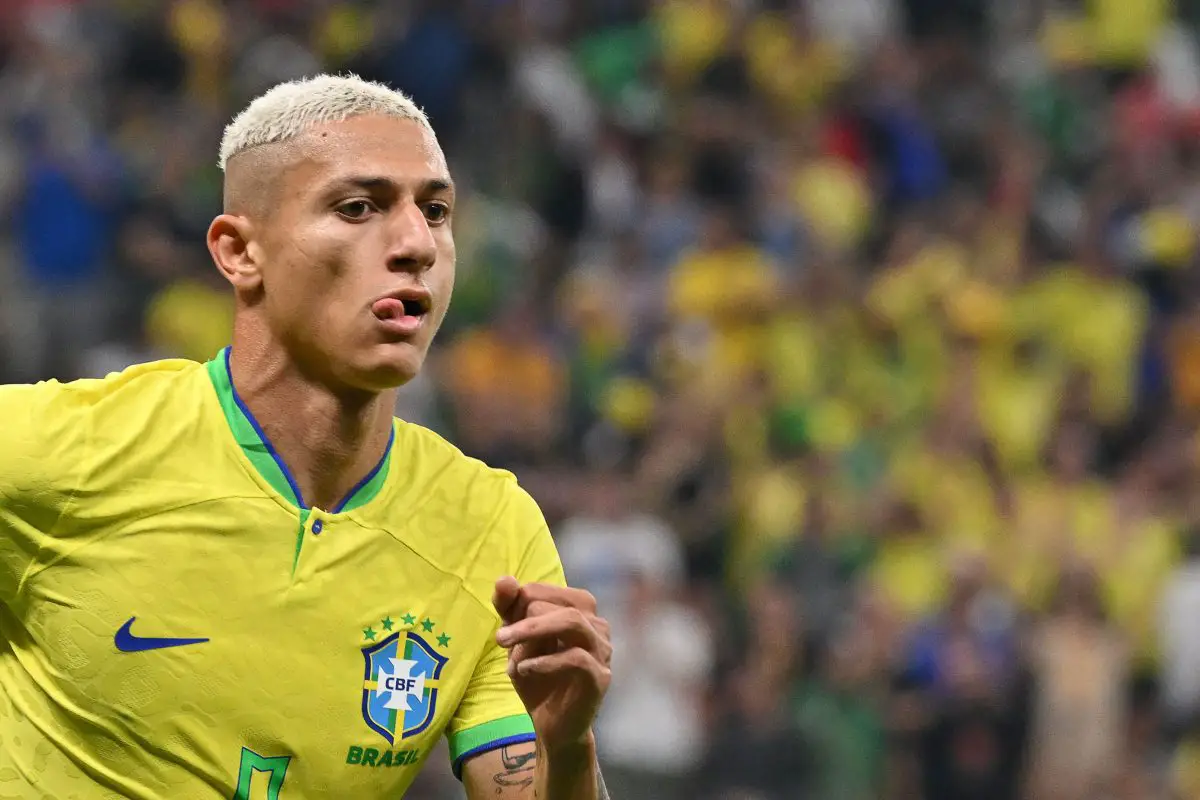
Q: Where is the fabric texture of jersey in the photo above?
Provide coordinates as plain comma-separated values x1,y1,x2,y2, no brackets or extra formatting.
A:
0,350,564,799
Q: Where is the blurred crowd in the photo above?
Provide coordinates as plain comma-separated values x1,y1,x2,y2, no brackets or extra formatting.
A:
8,0,1200,798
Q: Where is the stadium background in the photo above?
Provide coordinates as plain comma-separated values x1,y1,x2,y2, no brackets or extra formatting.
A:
7,0,1200,798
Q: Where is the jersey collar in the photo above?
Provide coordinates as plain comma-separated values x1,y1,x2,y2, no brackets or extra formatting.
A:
206,347,394,513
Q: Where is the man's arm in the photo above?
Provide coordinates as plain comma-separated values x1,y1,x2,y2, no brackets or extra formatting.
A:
461,740,611,799
462,742,537,797
465,579,612,800
455,484,613,799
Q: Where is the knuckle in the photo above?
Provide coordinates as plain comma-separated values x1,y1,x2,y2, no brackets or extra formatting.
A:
527,600,556,619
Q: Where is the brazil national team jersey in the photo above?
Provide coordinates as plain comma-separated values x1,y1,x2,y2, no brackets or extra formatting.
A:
0,349,565,799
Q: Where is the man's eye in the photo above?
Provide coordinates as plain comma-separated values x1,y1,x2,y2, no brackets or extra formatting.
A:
336,200,375,220
423,203,450,224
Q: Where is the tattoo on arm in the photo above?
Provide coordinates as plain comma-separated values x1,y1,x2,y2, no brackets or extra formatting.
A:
492,744,536,794
489,744,612,799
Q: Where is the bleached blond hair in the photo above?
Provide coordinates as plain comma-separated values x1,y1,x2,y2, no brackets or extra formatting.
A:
218,74,432,171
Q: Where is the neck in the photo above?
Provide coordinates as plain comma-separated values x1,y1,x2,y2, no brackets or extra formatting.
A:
229,334,397,512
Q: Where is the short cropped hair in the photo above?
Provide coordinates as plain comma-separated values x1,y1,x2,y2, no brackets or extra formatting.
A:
218,74,431,171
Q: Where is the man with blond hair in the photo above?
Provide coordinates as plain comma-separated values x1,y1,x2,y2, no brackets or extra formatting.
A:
0,74,612,799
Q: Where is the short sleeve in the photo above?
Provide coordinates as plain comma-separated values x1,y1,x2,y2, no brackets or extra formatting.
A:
446,480,566,777
0,381,80,604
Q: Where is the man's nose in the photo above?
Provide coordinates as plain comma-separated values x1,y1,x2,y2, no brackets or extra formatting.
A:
385,202,438,272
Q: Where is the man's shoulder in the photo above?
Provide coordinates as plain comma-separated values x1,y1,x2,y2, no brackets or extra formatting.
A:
381,421,548,567
79,356,206,391
392,419,524,502
0,357,209,496
4,357,207,412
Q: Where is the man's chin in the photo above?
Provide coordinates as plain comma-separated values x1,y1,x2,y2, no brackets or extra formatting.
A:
346,342,426,391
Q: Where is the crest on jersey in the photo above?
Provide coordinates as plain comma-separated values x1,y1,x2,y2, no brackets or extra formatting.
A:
361,630,449,744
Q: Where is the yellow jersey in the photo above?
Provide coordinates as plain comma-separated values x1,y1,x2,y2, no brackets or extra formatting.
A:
0,349,565,799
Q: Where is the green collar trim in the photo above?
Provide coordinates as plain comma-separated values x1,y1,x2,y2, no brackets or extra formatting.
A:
206,348,394,513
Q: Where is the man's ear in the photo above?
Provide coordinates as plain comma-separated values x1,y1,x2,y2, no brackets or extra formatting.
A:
208,214,263,292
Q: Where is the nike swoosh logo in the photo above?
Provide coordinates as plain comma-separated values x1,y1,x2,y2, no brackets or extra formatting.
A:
114,617,210,653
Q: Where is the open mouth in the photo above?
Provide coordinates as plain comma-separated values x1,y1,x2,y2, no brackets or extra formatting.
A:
373,294,431,321
400,298,428,317
371,291,432,335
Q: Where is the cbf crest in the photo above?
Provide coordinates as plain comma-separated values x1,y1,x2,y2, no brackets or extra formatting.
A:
360,614,452,744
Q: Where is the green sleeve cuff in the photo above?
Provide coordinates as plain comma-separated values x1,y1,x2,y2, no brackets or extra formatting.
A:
449,714,536,779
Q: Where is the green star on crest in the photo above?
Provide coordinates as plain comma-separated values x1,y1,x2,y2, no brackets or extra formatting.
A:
421,618,435,633
363,627,377,641
402,613,416,626
381,617,394,631
437,633,451,648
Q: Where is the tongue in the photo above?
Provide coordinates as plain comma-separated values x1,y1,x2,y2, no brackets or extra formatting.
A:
372,298,408,320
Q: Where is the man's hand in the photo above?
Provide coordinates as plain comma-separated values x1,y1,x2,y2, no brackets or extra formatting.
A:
493,577,612,750
491,576,612,798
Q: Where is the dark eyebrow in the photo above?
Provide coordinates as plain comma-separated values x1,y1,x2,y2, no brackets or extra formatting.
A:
423,178,455,195
327,175,455,196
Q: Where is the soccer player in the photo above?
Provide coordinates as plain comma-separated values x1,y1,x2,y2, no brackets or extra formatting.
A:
0,75,613,799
